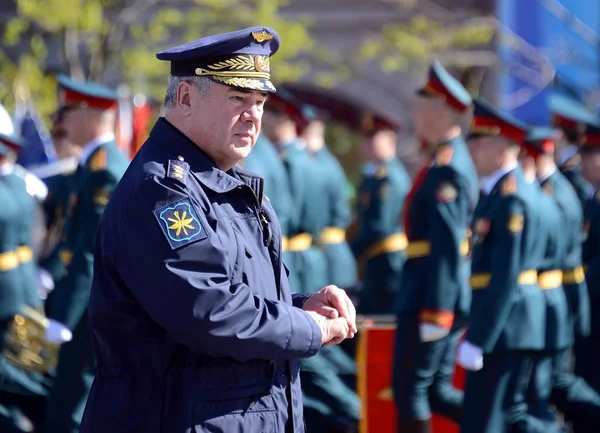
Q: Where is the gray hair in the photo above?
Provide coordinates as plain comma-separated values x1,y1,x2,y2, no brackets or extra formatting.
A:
163,76,212,109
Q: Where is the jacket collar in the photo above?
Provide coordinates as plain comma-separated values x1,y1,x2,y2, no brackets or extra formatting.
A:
150,117,262,194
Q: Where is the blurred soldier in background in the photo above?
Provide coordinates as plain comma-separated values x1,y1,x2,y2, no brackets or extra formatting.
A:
392,60,477,433
263,91,360,433
351,115,409,315
261,90,328,294
43,76,128,433
522,127,600,433
36,107,81,307
242,131,293,281
577,121,600,409
461,99,564,433
549,94,596,208
0,133,49,433
301,105,358,295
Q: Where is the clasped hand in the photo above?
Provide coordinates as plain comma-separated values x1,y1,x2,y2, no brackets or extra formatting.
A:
303,285,358,346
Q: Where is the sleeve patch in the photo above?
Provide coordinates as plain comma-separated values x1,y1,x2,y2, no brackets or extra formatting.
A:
434,145,454,166
153,198,207,249
89,148,107,172
379,185,389,200
501,175,517,196
92,188,111,206
507,214,524,233
436,181,457,203
542,181,553,194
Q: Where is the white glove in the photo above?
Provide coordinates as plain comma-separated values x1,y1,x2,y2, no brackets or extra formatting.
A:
38,268,55,300
45,320,73,344
457,340,484,371
419,324,450,342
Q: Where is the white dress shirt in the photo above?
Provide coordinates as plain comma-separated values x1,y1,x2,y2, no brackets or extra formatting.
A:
79,132,115,166
557,144,579,167
480,162,518,196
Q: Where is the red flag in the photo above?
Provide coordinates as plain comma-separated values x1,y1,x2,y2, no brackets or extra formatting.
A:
131,99,153,158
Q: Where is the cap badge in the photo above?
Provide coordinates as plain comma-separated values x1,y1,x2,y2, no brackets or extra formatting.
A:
252,30,274,43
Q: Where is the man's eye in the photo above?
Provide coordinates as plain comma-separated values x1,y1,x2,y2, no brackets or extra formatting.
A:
230,96,243,101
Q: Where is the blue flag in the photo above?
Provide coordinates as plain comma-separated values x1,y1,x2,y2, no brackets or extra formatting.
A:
15,106,57,168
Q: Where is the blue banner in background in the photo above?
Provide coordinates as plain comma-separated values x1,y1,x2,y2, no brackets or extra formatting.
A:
496,0,600,122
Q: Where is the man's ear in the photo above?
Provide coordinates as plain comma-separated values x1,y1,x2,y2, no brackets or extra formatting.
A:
177,81,193,115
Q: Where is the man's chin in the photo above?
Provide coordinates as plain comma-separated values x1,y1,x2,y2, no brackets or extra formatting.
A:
231,143,253,160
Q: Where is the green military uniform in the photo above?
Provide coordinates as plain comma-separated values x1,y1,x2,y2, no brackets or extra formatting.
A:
44,139,128,433
462,101,564,433
264,93,359,433
241,134,298,290
311,146,358,384
278,139,328,294
560,153,590,207
393,135,478,426
37,158,78,289
44,75,129,433
527,171,571,422
351,157,409,314
534,170,600,431
578,189,600,428
0,138,48,433
0,167,27,433
548,93,596,209
314,146,357,290
577,122,600,406
392,60,477,431
2,170,43,310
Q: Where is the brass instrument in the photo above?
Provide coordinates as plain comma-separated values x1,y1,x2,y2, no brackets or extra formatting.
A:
4,306,61,373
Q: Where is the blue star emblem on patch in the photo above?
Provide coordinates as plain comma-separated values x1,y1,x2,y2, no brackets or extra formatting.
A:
153,199,207,249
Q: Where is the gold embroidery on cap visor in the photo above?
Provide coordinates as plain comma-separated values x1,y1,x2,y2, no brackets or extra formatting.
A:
194,54,275,92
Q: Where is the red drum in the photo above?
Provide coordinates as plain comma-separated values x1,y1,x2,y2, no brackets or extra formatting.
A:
356,316,465,433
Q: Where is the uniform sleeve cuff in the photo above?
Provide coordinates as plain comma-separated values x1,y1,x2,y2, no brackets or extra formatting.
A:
291,292,312,309
286,308,322,358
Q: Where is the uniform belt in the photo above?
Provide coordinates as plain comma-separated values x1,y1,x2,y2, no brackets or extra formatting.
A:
537,270,563,290
360,233,408,262
0,251,19,272
405,238,470,259
470,270,537,290
60,249,73,266
286,233,312,252
319,227,346,245
16,246,33,264
562,266,585,285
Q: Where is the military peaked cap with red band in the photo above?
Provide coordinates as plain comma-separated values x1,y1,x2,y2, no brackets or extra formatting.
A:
523,127,559,157
265,88,305,123
57,75,118,110
360,112,400,137
581,121,600,148
417,59,472,113
468,98,527,144
548,93,596,135
0,132,23,155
